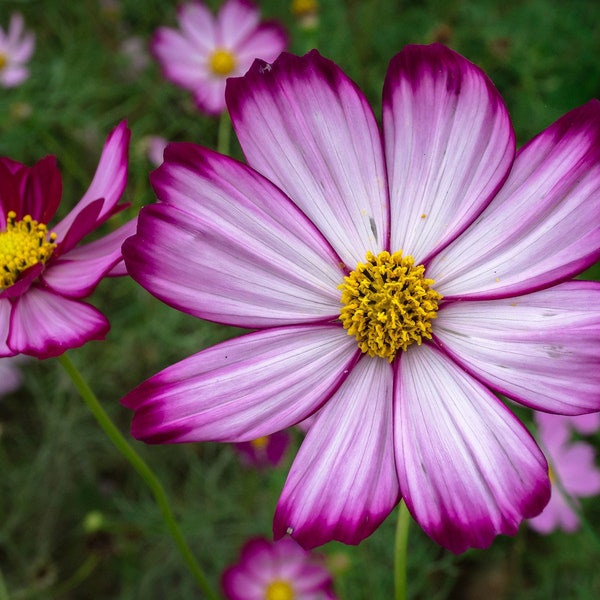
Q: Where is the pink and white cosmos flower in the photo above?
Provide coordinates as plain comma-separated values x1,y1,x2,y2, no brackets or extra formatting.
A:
0,122,134,359
529,412,600,534
222,537,337,600
152,0,287,115
0,13,35,88
122,45,600,553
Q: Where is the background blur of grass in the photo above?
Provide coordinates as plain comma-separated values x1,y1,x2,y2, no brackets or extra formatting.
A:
1,0,600,598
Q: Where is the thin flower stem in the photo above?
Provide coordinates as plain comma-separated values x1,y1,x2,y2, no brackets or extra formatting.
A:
394,500,411,600
57,353,220,600
48,554,100,598
217,111,232,156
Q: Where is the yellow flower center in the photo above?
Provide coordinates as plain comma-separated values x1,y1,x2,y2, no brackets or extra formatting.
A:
339,250,442,361
0,211,57,290
266,580,294,600
209,48,236,76
0,52,7,71
251,436,269,450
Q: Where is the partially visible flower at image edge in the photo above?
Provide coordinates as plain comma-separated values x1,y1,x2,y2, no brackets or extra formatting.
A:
528,412,600,534
233,430,291,469
122,45,600,553
0,13,35,88
152,0,287,115
222,537,337,600
0,121,134,359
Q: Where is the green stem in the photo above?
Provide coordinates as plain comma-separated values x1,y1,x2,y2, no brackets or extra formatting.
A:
57,353,219,600
0,567,10,600
217,111,232,156
394,500,411,600
50,554,99,598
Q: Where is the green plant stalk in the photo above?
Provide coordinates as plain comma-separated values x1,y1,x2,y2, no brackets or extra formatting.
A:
217,110,232,156
0,567,10,600
394,500,411,600
58,353,220,600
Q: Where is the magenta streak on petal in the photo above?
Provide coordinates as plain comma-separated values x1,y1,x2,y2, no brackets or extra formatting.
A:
7,287,109,358
429,100,600,299
433,281,600,415
124,325,360,444
127,143,344,328
394,343,549,553
227,50,389,268
53,198,104,256
383,43,515,265
41,218,137,298
274,356,399,549
22,156,63,224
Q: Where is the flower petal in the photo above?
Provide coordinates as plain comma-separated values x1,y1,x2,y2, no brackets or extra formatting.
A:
128,144,343,327
274,356,399,548
0,298,15,357
22,156,62,224
52,121,130,240
7,287,109,358
42,219,136,298
235,23,287,66
429,100,600,298
152,28,208,90
384,44,515,263
124,325,359,443
216,0,259,48
177,1,215,53
434,281,600,414
227,50,389,268
394,343,549,553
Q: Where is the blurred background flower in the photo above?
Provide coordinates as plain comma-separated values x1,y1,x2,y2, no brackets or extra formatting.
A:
151,0,287,115
529,412,600,534
0,13,35,88
222,536,337,600
232,430,291,469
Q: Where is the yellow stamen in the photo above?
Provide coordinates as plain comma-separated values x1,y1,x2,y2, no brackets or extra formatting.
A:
339,250,442,361
266,580,294,600
0,211,57,289
209,48,236,76
0,52,7,71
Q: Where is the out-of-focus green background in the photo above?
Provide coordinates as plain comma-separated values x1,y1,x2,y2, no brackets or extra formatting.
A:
1,0,600,598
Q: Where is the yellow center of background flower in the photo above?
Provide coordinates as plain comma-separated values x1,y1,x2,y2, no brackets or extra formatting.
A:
0,52,7,71
209,48,236,76
250,436,269,450
0,211,57,289
291,0,319,17
339,250,442,361
265,579,294,600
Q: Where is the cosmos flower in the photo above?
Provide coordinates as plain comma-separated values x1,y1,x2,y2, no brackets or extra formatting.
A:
152,0,287,115
122,45,600,552
222,537,337,600
233,430,291,469
529,412,600,534
0,13,35,88
0,122,134,358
